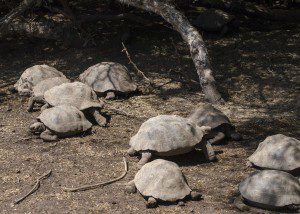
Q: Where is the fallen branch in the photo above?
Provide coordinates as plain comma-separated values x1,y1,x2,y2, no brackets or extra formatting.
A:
14,170,52,204
62,157,128,192
121,42,153,86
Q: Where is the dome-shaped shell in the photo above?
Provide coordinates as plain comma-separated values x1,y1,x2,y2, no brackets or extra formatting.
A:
134,159,191,201
79,62,137,93
194,9,234,32
38,105,92,135
239,170,300,208
44,82,104,110
32,77,70,97
188,103,231,129
248,134,300,172
14,65,65,93
130,115,205,154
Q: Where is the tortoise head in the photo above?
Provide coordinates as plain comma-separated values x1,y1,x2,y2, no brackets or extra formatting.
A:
29,122,46,133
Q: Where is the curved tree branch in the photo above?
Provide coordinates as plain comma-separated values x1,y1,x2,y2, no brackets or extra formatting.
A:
117,0,223,103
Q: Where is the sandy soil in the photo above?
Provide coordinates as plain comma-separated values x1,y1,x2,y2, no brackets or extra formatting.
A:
0,23,299,213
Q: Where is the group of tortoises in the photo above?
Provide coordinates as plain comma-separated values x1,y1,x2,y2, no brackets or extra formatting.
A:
14,63,137,141
12,64,300,211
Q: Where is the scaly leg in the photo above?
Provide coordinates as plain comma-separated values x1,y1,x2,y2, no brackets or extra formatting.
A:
137,151,152,167
201,141,216,162
40,129,58,142
208,132,225,145
124,180,136,194
91,109,107,127
146,197,157,208
27,96,46,112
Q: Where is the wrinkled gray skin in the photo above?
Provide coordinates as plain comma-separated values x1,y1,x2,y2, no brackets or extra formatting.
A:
125,159,202,208
79,62,137,99
234,170,300,212
188,103,242,145
128,115,216,167
27,77,70,112
30,105,92,141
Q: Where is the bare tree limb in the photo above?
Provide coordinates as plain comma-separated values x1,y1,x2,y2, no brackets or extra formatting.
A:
117,0,223,103
121,42,153,85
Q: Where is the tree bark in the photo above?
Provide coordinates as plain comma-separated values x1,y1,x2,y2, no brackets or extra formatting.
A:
117,0,223,103
0,0,37,30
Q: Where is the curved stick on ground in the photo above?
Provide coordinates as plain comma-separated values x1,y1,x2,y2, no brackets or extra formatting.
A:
14,170,52,205
62,157,128,192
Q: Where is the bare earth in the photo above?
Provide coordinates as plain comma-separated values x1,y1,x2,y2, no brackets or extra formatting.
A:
0,24,299,213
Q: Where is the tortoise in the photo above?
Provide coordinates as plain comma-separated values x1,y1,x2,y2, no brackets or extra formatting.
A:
30,105,92,141
247,134,300,174
193,9,238,36
188,103,242,145
125,159,202,208
27,77,70,112
79,62,137,99
234,170,300,211
128,115,216,167
41,82,107,126
14,65,66,96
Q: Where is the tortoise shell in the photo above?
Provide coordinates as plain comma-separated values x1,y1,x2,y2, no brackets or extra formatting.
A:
38,105,92,136
248,134,300,172
44,82,104,110
79,62,137,93
32,77,70,97
130,115,208,156
134,159,191,201
14,65,65,95
239,170,300,209
188,103,231,129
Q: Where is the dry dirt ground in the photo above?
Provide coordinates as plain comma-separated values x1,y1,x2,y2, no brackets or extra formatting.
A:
0,23,299,213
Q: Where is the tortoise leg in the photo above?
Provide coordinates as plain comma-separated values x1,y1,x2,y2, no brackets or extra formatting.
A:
27,96,46,112
105,91,115,100
146,197,157,208
208,132,226,145
190,190,202,201
40,129,58,142
138,151,152,167
234,195,250,211
124,180,136,194
91,109,107,127
41,103,50,111
127,147,138,157
200,141,216,162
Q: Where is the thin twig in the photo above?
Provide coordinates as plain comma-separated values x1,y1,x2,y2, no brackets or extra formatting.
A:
121,42,152,85
14,170,52,204
62,157,128,192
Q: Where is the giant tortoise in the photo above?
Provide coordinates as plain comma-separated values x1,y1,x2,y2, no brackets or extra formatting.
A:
128,115,216,167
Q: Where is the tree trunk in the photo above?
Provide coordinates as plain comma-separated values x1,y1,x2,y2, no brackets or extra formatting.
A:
117,0,223,103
